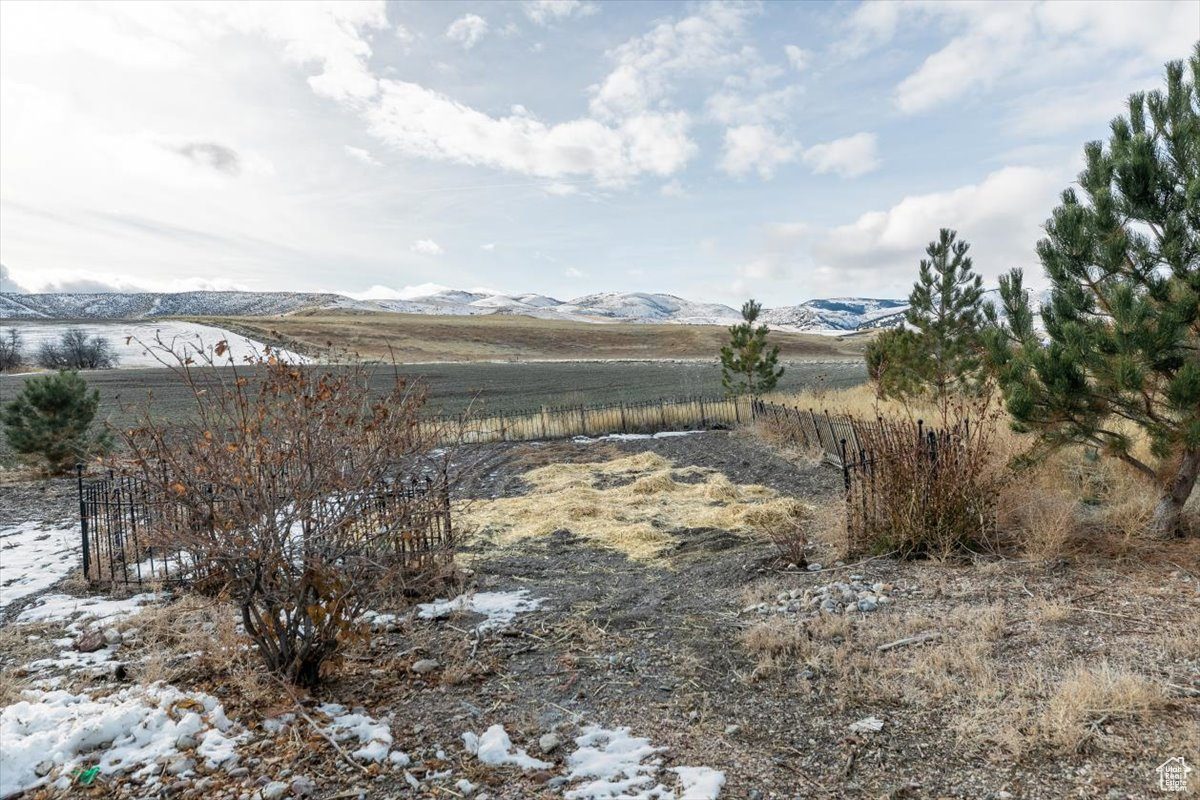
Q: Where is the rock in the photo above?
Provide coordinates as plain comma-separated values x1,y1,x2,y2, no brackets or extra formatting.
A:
857,598,878,612
849,716,885,734
538,733,562,754
724,724,740,736
547,777,570,789
411,659,440,674
103,628,123,645
228,767,250,779
806,563,822,572
176,734,199,750
34,760,54,777
997,792,1014,800
261,782,289,800
167,757,194,775
74,630,105,653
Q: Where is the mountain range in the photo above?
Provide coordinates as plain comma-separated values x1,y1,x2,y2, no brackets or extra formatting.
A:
0,289,909,333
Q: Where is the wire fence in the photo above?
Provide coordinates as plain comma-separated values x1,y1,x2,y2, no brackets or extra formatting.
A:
77,467,452,591
421,395,752,445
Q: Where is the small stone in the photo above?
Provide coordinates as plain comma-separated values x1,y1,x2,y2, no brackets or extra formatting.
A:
168,780,190,794
261,782,289,800
806,563,822,572
724,724,740,736
103,628,123,645
411,659,440,674
176,734,199,750
34,760,54,777
538,733,561,754
167,757,194,776
228,767,250,779
290,777,314,798
997,792,1014,800
849,716,885,734
857,598,878,612
74,630,105,653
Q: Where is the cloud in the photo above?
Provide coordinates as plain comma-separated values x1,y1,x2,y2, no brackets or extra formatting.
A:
394,23,414,45
719,125,798,179
564,266,585,278
2,266,251,294
784,44,810,71
411,239,444,255
346,282,451,300
802,132,881,178
446,14,488,49
838,1,1198,116
659,179,686,198
365,81,696,184
173,141,241,175
705,85,801,126
0,264,31,293
481,242,496,251
343,144,380,165
523,1,597,25
588,2,758,120
543,182,579,196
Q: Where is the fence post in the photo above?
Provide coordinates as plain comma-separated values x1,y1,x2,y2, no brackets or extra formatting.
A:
77,464,90,579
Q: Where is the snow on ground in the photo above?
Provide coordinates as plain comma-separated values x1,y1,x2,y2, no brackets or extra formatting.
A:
0,523,77,612
462,724,725,799
462,724,552,770
316,703,409,765
3,321,306,369
16,592,161,631
417,589,545,632
572,431,705,444
0,683,243,798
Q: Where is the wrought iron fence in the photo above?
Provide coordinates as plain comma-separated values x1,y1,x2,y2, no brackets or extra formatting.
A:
77,467,452,590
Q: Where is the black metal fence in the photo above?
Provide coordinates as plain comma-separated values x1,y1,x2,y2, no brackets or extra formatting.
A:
78,467,452,590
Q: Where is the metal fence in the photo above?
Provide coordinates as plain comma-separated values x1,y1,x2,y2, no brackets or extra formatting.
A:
77,467,452,590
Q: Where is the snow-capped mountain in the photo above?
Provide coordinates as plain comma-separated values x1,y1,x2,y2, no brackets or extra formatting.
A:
0,288,914,333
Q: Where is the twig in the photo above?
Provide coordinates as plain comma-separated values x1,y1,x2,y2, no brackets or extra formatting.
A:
877,631,943,652
291,703,369,775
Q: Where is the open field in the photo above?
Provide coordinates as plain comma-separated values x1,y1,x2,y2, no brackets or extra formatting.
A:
193,311,874,363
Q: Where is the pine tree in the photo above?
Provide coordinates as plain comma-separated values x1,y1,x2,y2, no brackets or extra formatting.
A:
721,299,784,397
866,229,987,408
2,371,110,474
987,45,1200,536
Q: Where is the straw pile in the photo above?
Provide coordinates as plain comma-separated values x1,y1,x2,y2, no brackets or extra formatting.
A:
460,451,812,562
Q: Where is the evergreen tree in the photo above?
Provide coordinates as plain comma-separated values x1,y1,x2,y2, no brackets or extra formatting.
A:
866,229,987,408
2,371,110,474
987,45,1200,536
721,299,784,397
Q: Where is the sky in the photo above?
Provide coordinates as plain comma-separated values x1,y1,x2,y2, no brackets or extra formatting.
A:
0,0,1195,307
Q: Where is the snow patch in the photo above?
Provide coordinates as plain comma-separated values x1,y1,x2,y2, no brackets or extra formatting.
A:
315,704,405,764
16,592,161,631
572,431,706,444
0,684,243,798
0,523,77,612
417,589,544,632
462,724,552,770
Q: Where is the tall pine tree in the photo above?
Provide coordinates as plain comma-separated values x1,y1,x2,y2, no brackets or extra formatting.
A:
866,229,987,409
988,44,1200,536
721,299,783,397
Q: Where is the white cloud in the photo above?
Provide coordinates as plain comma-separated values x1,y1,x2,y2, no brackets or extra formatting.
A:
564,267,585,278
394,24,415,45
543,182,579,196
365,81,696,184
719,125,798,179
411,239,444,255
523,1,597,26
1,264,31,293
784,45,810,71
446,14,488,50
802,132,881,178
588,3,758,120
344,145,380,166
659,179,686,198
705,85,801,126
481,242,496,251
839,1,1198,115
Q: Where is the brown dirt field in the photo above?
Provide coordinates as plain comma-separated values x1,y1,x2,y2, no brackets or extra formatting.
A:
192,311,872,363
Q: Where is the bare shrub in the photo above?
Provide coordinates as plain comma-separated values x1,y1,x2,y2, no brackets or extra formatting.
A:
118,340,449,688
36,328,119,370
0,328,23,372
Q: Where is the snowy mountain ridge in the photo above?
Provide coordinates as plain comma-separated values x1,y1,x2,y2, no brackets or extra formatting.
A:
0,289,910,333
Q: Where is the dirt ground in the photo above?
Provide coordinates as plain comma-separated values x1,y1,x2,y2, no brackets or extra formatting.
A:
1,432,1198,799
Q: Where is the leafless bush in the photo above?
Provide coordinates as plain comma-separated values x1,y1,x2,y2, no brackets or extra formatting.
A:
36,328,119,369
847,397,1010,558
0,328,22,372
117,338,451,688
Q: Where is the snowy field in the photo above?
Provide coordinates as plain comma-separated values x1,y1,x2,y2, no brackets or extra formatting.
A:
0,523,77,612
1,321,306,370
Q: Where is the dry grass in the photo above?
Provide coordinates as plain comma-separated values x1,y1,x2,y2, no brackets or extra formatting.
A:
739,619,813,682
460,451,812,562
1039,661,1168,754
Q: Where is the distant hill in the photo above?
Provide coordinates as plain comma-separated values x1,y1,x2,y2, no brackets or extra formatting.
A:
0,288,911,333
